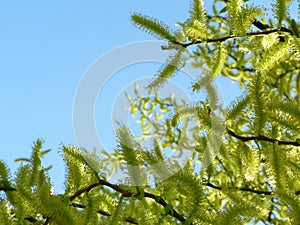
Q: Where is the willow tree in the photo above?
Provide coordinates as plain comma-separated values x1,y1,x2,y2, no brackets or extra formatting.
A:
1,0,300,224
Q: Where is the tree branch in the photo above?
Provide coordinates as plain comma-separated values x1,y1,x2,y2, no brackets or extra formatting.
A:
0,185,16,192
252,19,270,31
43,216,51,225
71,203,138,224
202,182,273,195
1,180,188,224
70,180,135,201
69,179,189,224
227,128,300,147
173,28,293,48
267,198,275,222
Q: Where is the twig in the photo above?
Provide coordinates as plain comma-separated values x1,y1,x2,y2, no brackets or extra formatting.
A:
43,216,51,225
70,180,133,201
227,128,300,147
69,179,189,224
202,182,273,195
0,186,16,192
71,203,138,224
267,198,275,222
173,28,293,48
1,180,188,224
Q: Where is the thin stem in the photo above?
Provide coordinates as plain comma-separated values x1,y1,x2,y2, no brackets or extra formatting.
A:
227,128,300,147
42,217,51,225
202,182,273,195
71,203,138,224
173,28,293,48
0,186,16,192
69,179,189,224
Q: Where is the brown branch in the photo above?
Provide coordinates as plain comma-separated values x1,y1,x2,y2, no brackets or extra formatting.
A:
203,182,222,191
174,28,293,48
0,185,16,192
71,203,138,224
143,191,187,223
42,216,51,225
267,198,275,222
239,186,273,195
125,217,139,224
70,181,103,201
2,180,184,224
24,216,38,223
70,180,134,201
202,182,273,195
253,19,270,31
224,62,255,73
206,16,270,32
227,128,300,147
69,179,189,224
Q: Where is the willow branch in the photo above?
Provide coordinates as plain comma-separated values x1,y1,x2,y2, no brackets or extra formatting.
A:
42,217,51,225
71,203,138,224
253,19,270,31
0,185,16,192
69,179,134,201
227,128,300,147
2,181,186,224
173,28,293,48
202,182,273,195
70,179,189,224
267,198,275,222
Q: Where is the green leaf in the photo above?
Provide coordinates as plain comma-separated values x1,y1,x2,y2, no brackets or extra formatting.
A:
184,218,193,225
14,158,31,163
136,187,145,200
147,49,183,89
272,0,288,25
183,0,208,40
41,149,51,156
165,203,174,215
291,19,300,38
131,13,176,42
219,6,227,14
155,195,162,203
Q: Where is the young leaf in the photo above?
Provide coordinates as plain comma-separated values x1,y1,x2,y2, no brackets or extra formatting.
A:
290,19,300,38
131,13,176,42
272,0,289,25
147,49,184,89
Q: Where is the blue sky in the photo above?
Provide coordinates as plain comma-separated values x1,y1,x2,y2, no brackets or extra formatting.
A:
0,1,194,192
0,1,297,193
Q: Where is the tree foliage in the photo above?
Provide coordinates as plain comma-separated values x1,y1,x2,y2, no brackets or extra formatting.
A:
1,0,300,224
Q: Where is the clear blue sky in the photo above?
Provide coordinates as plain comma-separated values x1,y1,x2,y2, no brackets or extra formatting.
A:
0,1,297,193
0,0,190,192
